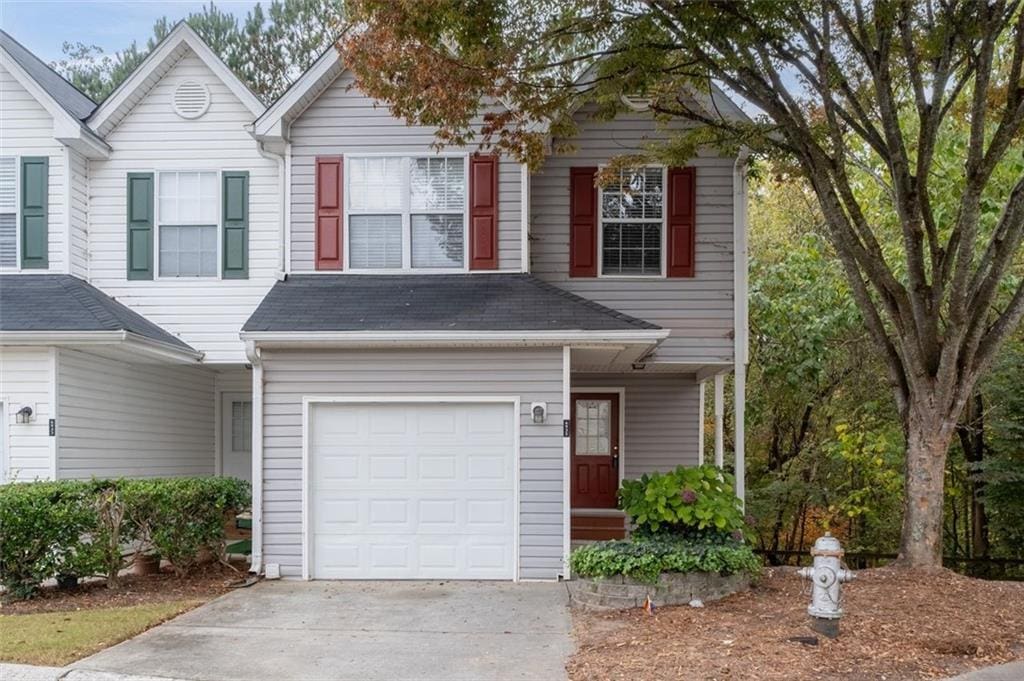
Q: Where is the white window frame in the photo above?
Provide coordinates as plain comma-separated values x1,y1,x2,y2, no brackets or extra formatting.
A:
343,153,470,273
153,169,223,281
597,165,667,279
0,154,21,273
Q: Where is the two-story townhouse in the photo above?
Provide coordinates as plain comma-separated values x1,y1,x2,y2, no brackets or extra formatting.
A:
0,24,280,482
0,24,749,584
243,48,749,582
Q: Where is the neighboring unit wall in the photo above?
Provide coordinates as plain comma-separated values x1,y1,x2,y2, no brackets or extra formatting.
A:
87,49,280,363
573,372,700,478
68,149,90,279
0,346,55,481
288,71,523,272
260,347,564,579
531,106,737,364
0,62,67,273
55,348,215,479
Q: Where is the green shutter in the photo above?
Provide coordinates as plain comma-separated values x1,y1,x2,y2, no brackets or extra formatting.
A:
222,171,249,279
20,157,48,269
126,173,154,280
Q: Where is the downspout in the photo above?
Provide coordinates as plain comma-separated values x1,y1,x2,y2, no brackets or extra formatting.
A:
256,141,288,279
732,149,750,508
245,340,265,574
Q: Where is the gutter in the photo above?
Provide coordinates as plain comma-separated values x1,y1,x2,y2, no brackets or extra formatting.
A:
0,330,203,363
245,340,264,575
239,329,669,348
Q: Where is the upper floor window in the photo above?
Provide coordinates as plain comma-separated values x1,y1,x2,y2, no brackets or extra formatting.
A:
346,155,467,271
157,171,219,277
599,166,665,277
0,156,16,268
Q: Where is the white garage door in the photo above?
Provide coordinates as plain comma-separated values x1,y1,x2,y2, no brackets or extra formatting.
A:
309,401,516,579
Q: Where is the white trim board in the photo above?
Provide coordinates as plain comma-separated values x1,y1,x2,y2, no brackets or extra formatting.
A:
300,395,522,582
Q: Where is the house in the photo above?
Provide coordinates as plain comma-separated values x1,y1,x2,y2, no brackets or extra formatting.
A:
0,24,749,582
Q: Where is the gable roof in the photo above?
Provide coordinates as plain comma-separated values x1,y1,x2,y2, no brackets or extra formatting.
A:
0,274,196,354
87,22,265,137
0,30,96,121
252,42,344,140
243,273,661,334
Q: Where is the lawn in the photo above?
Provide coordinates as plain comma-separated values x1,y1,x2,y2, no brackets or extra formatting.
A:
569,566,1024,680
0,600,202,666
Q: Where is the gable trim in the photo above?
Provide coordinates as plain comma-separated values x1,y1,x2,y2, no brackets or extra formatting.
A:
253,45,342,140
87,22,264,135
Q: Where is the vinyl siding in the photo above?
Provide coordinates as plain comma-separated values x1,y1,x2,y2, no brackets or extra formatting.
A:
288,71,523,273
55,348,215,479
86,48,280,363
0,346,55,481
531,106,737,364
68,149,89,278
260,347,564,579
0,61,68,273
572,372,700,478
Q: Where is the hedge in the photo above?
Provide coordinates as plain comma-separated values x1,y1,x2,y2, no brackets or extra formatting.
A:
569,536,762,584
0,477,249,599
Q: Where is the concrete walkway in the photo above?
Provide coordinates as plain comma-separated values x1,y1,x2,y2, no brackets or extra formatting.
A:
944,661,1024,680
65,580,573,681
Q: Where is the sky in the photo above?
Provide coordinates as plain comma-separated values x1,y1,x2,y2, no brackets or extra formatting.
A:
1,0,260,63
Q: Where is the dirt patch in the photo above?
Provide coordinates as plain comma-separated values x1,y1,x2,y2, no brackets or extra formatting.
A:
568,567,1024,680
1,560,249,616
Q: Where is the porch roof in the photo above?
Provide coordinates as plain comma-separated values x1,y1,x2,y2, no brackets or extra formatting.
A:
243,273,660,333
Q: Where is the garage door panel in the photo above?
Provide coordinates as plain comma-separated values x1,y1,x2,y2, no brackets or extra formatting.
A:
310,402,516,580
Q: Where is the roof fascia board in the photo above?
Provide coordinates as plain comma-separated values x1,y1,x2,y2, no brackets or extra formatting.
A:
253,46,342,140
0,330,202,363
242,329,669,347
88,23,264,134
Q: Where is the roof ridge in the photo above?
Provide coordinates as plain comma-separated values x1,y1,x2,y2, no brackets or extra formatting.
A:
519,274,661,330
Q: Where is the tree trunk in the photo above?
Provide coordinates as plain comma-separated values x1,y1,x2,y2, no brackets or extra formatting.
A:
896,412,956,569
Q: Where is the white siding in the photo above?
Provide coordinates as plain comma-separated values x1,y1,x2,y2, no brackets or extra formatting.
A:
0,346,55,481
55,349,216,479
289,71,523,272
0,62,68,273
531,107,737,364
68,148,89,278
260,347,564,580
573,373,700,477
87,49,280,363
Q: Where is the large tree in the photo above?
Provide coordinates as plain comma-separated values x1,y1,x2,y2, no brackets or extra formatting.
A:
339,0,1024,567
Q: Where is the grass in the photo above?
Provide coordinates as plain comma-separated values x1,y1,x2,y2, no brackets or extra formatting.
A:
0,600,202,666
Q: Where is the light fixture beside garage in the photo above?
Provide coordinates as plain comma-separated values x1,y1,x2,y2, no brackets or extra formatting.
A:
15,405,33,424
531,402,547,424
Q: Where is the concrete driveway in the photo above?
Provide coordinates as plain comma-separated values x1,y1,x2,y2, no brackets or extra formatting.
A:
70,580,573,681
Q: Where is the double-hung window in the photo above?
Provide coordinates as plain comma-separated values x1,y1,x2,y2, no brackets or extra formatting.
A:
0,156,17,268
157,171,219,278
599,166,665,276
346,155,467,270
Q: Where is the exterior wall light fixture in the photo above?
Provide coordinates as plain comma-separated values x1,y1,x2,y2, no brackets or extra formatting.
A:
531,402,547,424
16,406,33,424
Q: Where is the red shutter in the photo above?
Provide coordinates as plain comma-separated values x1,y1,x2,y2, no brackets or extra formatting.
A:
315,156,343,270
569,167,598,277
469,154,498,269
667,167,696,278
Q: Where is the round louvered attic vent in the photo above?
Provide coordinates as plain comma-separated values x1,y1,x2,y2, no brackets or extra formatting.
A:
173,81,211,119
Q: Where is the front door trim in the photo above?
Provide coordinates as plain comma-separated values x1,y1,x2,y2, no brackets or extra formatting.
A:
569,387,625,510
301,395,521,582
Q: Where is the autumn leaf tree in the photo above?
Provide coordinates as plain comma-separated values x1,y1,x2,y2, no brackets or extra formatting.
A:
339,0,1024,568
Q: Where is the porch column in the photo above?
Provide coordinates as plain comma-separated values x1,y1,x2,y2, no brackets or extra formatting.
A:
697,381,706,465
713,373,725,468
734,363,746,507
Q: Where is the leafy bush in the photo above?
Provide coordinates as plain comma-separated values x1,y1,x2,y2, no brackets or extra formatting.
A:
570,536,761,583
618,465,749,540
0,477,250,598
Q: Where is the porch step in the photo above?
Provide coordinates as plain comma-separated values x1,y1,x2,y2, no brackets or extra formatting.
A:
571,514,626,541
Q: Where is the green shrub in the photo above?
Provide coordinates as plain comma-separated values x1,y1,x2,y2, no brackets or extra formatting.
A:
0,476,250,598
618,465,749,540
569,536,761,583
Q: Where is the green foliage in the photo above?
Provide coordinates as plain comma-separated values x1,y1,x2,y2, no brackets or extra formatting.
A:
0,477,249,599
618,465,748,540
569,536,761,584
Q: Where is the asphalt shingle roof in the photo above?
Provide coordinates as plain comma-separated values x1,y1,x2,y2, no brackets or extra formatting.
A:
243,274,660,333
0,275,194,351
0,30,97,121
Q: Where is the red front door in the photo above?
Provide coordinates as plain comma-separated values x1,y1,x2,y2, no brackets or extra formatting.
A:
570,392,620,509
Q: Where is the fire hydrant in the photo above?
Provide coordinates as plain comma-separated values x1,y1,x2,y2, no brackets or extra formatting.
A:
797,533,855,638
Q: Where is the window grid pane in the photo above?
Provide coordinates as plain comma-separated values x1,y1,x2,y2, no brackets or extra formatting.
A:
601,167,663,220
160,225,218,277
349,214,402,269
411,214,464,268
231,400,252,452
411,157,465,211
349,157,403,211
575,399,611,455
158,171,219,278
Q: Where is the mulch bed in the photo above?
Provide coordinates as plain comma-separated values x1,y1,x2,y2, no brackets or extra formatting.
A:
1,560,250,616
569,566,1024,680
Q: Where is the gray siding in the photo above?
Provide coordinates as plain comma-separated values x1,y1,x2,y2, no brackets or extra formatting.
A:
260,347,564,579
56,349,216,479
573,372,700,477
289,71,523,272
531,107,737,364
